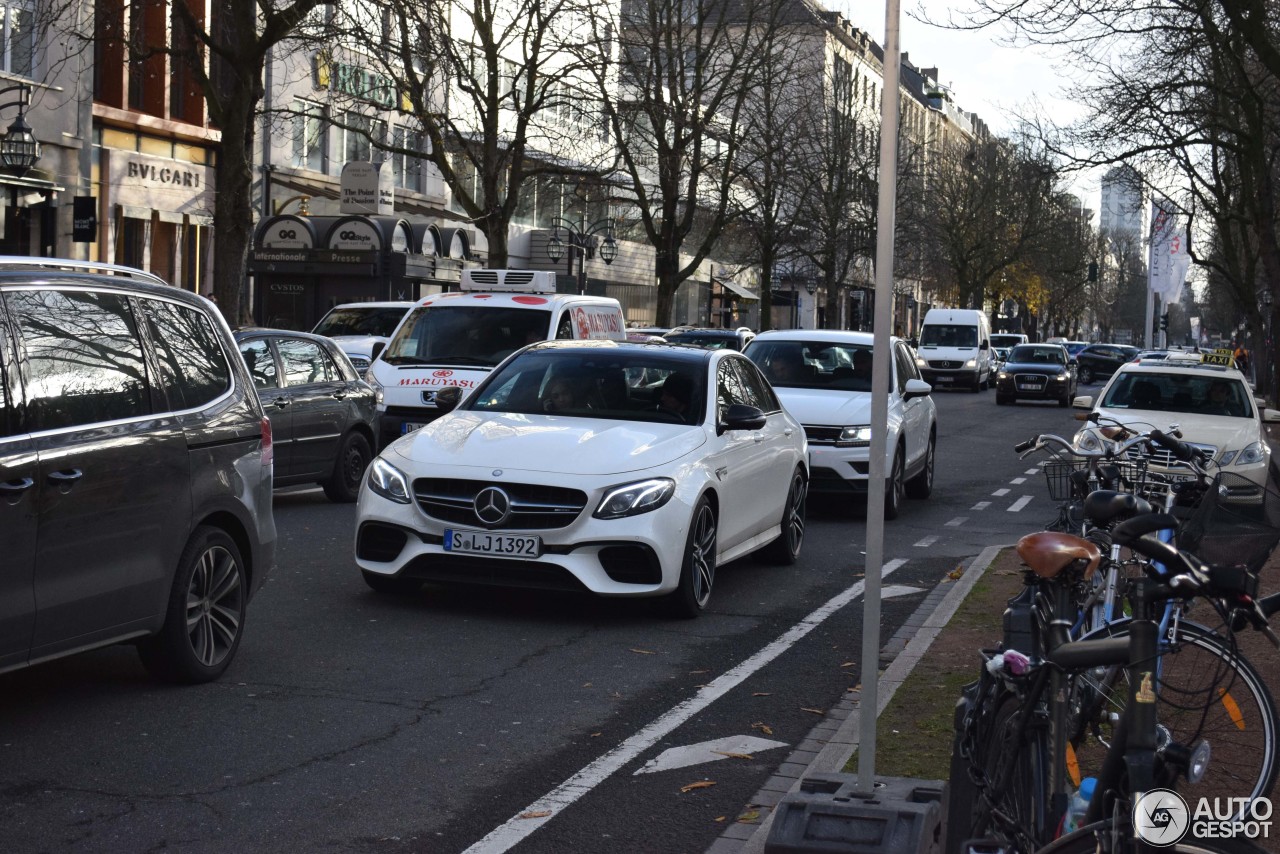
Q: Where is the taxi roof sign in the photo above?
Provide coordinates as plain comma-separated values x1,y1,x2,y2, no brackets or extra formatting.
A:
1202,350,1235,367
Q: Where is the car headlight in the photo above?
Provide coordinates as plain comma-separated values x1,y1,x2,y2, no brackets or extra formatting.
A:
368,457,411,504
998,371,1009,379
836,426,872,447
965,359,977,368
1236,442,1266,466
594,478,675,519
915,357,927,368
1074,430,1102,452
1053,371,1067,380
366,372,385,406
1219,450,1238,466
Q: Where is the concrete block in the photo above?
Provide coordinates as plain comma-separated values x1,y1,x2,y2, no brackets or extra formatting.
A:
764,773,946,854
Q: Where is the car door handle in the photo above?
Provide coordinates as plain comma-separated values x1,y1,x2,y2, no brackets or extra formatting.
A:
753,434,763,443
0,477,34,495
272,397,291,408
47,469,83,485
331,390,347,400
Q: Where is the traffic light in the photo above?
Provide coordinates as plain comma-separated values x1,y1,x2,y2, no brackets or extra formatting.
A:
1160,312,1170,332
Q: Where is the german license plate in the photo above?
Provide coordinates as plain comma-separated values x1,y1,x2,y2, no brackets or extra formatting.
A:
934,376,952,383
401,421,428,434
444,529,542,558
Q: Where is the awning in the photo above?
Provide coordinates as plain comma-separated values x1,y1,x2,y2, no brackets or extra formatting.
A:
720,278,759,301
0,172,64,193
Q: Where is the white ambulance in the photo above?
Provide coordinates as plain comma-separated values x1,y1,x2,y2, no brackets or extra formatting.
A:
368,269,627,447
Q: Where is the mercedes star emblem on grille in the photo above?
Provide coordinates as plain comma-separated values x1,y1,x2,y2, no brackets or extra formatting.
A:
474,486,512,526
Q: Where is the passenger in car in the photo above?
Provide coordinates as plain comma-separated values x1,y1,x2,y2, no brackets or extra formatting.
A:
656,372,694,422
542,376,588,412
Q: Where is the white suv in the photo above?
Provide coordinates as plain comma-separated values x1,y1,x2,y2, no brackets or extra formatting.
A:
311,301,414,373
1073,360,1280,492
743,330,937,519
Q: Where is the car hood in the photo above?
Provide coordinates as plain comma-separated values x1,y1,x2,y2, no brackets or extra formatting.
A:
775,387,877,425
388,411,707,475
1093,407,1264,453
1003,361,1069,375
326,334,387,356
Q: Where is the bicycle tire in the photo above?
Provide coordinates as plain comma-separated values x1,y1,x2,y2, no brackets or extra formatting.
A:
1068,620,1277,809
1036,818,1273,854
962,691,1052,850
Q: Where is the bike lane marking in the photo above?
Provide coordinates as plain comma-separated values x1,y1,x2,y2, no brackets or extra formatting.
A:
913,535,938,547
1007,495,1034,512
971,501,991,511
992,488,1010,497
462,559,910,854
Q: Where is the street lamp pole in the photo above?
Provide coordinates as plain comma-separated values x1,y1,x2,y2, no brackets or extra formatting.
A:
546,180,618,295
1260,289,1273,400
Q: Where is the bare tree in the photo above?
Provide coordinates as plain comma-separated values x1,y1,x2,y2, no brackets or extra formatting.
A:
324,0,608,267
586,0,789,326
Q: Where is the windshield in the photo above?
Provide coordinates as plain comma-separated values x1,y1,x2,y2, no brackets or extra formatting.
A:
919,324,978,348
382,305,552,368
665,332,740,350
1007,345,1066,365
990,335,1024,349
465,348,707,425
1101,372,1253,418
745,340,874,390
312,307,408,339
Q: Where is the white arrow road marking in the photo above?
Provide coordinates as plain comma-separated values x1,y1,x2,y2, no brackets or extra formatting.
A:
462,558,909,854
1008,495,1034,512
635,735,788,775
881,584,924,600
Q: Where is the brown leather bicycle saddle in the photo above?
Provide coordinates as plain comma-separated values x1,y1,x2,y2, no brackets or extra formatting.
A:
1016,531,1102,579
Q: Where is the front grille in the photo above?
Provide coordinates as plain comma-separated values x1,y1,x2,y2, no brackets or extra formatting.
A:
400,553,586,592
349,356,371,372
1125,443,1218,470
929,360,963,370
413,478,588,530
803,425,843,444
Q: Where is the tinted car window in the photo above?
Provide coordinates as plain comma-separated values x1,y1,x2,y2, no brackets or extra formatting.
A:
0,318,12,437
1009,345,1067,364
145,298,231,410
312,307,407,338
10,289,150,431
919,325,978,347
239,339,278,390
720,357,766,412
278,338,336,386
384,305,553,366
735,357,780,412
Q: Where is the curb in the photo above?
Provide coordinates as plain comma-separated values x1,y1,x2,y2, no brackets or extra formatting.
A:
705,543,1009,854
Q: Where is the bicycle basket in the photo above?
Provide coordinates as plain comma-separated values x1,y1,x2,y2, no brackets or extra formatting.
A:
1176,471,1280,574
1041,457,1149,502
1042,459,1089,501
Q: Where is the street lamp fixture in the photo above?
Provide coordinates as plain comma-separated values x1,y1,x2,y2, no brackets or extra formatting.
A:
545,181,617,295
0,83,39,177
805,280,816,296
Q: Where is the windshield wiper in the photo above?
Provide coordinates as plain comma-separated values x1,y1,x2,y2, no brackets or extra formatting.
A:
384,355,432,366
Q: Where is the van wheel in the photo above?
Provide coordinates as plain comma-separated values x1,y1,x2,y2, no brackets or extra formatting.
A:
138,527,246,683
324,432,372,503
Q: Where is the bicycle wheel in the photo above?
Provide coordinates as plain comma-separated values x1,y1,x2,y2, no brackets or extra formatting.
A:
963,691,1052,850
1068,620,1277,808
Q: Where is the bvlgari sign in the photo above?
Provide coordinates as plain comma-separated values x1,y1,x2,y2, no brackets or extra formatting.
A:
107,150,215,215
340,161,394,215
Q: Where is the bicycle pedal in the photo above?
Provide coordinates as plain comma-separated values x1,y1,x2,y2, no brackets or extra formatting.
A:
961,839,1011,854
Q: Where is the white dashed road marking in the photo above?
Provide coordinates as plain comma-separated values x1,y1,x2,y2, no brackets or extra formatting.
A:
1010,477,1027,485
1008,495,1034,512
945,517,967,527
971,501,991,511
914,536,938,548
992,488,1010,497
1025,468,1040,476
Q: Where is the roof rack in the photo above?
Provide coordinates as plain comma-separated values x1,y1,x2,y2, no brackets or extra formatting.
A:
0,257,169,287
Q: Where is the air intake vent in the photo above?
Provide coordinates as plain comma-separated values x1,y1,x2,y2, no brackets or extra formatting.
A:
461,269,555,294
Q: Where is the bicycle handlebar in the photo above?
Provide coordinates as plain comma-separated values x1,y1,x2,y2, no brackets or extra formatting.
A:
1149,429,1198,462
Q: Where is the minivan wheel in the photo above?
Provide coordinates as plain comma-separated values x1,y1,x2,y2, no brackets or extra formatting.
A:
324,432,372,503
138,526,246,683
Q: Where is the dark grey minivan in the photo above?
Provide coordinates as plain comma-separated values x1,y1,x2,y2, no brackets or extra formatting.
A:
0,260,275,683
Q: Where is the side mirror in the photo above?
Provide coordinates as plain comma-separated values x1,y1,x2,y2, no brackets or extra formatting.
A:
371,341,386,361
979,340,990,351
435,386,464,413
718,403,766,435
904,378,932,400
908,337,919,349
1072,395,1094,410
1263,408,1280,424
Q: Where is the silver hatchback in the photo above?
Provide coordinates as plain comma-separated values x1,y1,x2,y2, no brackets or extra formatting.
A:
0,260,275,682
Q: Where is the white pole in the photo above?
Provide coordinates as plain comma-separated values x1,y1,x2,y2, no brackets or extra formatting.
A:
859,0,901,796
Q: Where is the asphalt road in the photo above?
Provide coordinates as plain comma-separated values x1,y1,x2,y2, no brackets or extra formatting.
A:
0,384,1091,854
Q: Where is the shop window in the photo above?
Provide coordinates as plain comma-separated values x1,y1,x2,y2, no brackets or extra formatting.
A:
391,125,424,192
119,217,146,269
293,99,327,172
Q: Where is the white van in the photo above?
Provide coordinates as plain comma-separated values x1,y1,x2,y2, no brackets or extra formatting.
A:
367,269,626,446
915,308,993,392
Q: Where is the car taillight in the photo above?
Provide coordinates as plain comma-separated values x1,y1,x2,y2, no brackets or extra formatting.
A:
260,416,274,466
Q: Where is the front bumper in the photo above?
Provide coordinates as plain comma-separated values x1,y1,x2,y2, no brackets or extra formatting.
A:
919,368,980,388
377,406,443,449
355,474,693,597
996,373,1071,399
